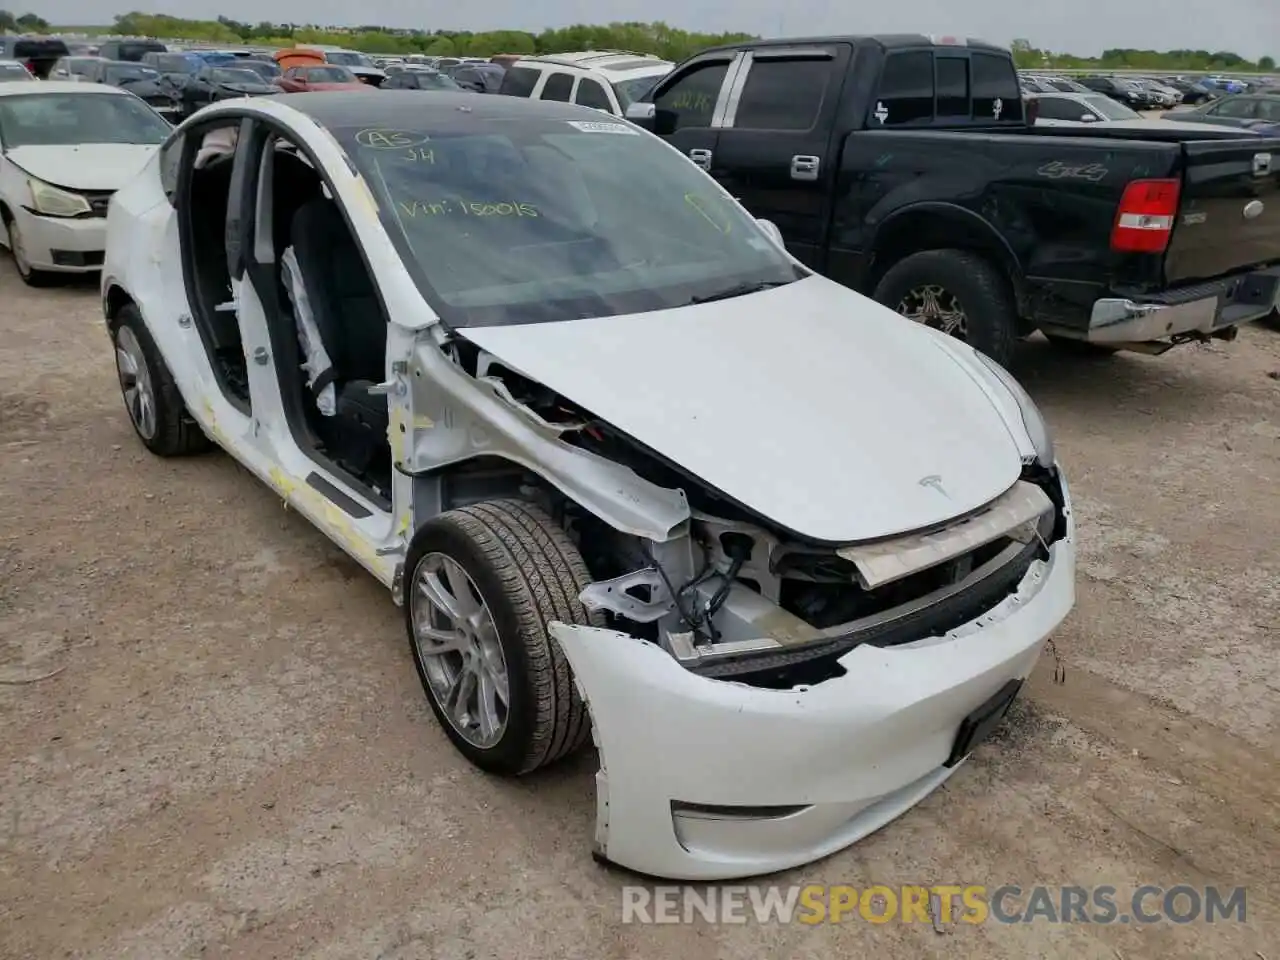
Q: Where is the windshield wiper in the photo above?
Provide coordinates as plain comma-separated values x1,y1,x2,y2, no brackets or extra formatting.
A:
687,279,793,305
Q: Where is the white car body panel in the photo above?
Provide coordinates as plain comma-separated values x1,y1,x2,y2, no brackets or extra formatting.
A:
102,95,1076,881
462,279,1025,543
6,143,158,190
552,483,1073,879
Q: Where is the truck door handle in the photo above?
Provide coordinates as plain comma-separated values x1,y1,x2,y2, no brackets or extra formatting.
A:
791,155,820,181
688,148,712,170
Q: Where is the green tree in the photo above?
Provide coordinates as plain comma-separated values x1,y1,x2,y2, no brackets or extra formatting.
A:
423,36,456,56
1260,55,1276,71
15,11,48,30
0,10,14,31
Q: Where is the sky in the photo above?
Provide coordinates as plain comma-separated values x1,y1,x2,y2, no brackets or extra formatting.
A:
37,0,1280,61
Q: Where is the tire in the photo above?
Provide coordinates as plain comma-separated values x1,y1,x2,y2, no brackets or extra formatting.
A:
404,499,603,776
5,213,61,288
111,304,213,456
873,249,1018,366
1043,334,1120,357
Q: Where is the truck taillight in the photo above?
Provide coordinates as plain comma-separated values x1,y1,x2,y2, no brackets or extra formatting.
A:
1111,178,1180,254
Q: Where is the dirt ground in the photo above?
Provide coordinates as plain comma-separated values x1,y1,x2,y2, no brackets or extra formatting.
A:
1,260,1277,959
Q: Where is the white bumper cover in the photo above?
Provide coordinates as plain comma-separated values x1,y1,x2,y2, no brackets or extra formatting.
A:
551,506,1075,880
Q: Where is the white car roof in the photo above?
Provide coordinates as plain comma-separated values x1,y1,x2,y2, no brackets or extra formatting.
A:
0,80,132,97
517,50,673,79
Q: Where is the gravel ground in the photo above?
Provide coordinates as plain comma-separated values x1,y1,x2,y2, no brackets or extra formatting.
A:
0,261,1277,958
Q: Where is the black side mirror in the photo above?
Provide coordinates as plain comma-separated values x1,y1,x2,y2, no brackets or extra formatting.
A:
652,108,678,136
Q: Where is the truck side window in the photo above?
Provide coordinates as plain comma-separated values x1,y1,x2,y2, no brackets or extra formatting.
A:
972,52,1023,121
734,59,831,131
654,61,729,131
876,51,934,124
935,57,970,117
499,66,539,97
541,72,574,102
575,77,613,111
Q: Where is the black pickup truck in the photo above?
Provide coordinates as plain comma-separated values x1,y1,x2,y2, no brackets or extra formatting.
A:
625,35,1280,364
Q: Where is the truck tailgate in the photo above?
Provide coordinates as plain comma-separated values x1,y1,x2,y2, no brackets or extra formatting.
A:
1164,138,1280,285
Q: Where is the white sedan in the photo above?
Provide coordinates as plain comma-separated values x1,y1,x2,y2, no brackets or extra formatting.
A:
0,81,172,286
101,91,1076,880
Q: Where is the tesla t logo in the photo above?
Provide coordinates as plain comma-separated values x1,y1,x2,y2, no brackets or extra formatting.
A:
918,475,949,497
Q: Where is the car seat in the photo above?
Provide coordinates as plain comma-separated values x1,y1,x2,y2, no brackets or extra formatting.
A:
286,199,390,477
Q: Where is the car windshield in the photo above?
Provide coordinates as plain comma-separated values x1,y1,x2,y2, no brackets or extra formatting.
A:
416,71,459,89
308,66,356,83
106,63,159,83
612,73,666,107
240,60,280,78
1085,95,1140,120
0,63,32,81
0,92,171,146
210,68,262,84
336,116,804,327
324,51,370,67
155,54,197,72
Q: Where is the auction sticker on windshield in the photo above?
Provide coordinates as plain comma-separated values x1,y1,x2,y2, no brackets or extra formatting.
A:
565,120,639,135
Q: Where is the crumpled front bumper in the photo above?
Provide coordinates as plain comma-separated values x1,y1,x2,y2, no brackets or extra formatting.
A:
550,501,1075,881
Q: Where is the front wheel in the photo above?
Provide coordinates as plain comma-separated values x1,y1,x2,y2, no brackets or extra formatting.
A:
873,249,1018,366
5,215,60,287
404,499,602,776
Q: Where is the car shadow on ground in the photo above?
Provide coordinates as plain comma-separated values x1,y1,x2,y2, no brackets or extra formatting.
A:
1007,333,1249,426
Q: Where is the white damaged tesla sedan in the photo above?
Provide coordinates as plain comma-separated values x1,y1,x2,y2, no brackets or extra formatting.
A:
101,91,1076,880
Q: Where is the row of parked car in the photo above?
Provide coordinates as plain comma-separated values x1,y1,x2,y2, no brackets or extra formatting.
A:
1019,70,1275,108
1018,71,1280,134
1,35,677,125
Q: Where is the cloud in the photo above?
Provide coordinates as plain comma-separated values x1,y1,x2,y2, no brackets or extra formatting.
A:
39,0,1280,61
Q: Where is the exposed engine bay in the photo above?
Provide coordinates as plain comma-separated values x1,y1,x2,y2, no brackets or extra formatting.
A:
442,336,1068,689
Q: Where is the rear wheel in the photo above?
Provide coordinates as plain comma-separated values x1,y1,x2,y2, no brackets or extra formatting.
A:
404,499,602,776
873,249,1017,366
112,304,212,456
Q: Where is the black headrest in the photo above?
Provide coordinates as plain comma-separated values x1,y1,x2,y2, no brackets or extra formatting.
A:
291,199,348,250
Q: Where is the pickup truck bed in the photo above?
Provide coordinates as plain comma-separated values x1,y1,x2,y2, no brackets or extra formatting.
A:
632,35,1280,364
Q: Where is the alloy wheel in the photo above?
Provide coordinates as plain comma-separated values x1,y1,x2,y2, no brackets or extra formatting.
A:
896,284,969,338
7,218,31,279
411,553,510,748
114,326,158,440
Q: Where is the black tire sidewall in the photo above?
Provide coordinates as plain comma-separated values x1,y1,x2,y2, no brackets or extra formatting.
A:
404,519,546,774
874,250,1017,366
113,306,187,454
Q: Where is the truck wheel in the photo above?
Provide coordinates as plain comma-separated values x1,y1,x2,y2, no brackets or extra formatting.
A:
111,304,212,456
873,249,1017,366
404,499,602,776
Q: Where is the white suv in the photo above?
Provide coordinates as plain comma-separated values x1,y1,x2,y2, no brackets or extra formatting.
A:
497,50,672,116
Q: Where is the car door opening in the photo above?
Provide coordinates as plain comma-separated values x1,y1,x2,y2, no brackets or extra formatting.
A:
250,133,393,502
177,121,251,411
